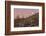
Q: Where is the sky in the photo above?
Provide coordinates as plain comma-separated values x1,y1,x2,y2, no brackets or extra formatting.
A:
14,8,39,19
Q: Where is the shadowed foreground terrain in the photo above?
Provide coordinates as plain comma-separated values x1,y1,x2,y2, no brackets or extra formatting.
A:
14,13,39,27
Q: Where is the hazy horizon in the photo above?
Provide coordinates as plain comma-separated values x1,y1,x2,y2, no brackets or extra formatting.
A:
14,8,39,19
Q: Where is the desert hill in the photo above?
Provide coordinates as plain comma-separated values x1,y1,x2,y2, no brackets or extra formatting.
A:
14,13,39,27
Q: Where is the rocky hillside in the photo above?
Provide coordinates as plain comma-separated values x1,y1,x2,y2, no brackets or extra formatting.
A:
14,13,39,27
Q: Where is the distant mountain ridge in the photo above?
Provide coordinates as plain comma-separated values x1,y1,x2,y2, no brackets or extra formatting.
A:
15,13,39,20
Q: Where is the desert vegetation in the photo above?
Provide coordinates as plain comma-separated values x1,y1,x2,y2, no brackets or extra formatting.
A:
14,13,39,27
